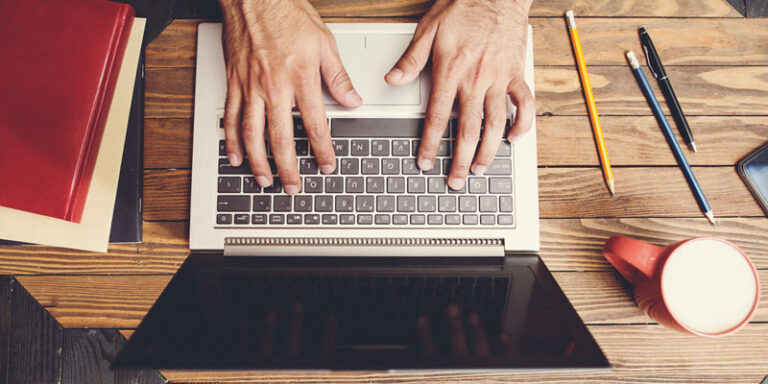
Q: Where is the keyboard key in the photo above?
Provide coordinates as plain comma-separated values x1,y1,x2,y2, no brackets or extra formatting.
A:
341,158,359,174
410,214,425,225
445,214,461,225
487,159,512,175
264,177,282,193
293,118,308,137
218,158,251,174
218,177,241,193
216,214,232,224
489,178,512,194
459,196,477,212
331,118,431,137
499,196,513,212
322,214,338,224
253,196,271,212
497,141,512,157
315,196,333,212
357,214,373,225
375,214,391,225
219,140,226,156
387,177,405,193
268,158,277,174
336,196,354,212
287,214,302,224
392,140,410,156
346,177,364,193
481,214,495,225
438,140,451,156
340,214,355,225
217,195,250,212
438,196,457,212
402,159,419,175
243,177,260,193
294,195,312,212
300,158,318,174
361,158,379,174
351,140,369,156
428,177,446,193
377,195,395,212
468,178,487,194
463,214,478,225
367,177,385,193
234,214,249,224
371,140,390,156
304,177,323,193
498,214,514,225
407,177,426,193
428,214,443,225
479,196,497,212
356,196,374,212
397,196,416,212
251,214,267,224
304,214,320,224
269,214,285,224
332,140,349,156
295,140,309,156
418,195,436,212
274,195,292,212
422,161,441,175
393,214,408,225
382,159,399,175
325,177,343,193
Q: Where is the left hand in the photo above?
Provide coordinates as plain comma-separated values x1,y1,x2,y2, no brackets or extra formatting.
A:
385,0,535,190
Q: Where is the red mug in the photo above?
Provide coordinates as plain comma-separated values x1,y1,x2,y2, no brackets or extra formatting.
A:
603,236,760,337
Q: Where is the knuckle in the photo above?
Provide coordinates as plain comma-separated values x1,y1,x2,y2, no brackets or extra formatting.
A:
452,159,472,173
424,113,448,130
329,69,352,90
401,52,420,69
303,121,327,137
419,141,440,155
458,125,481,142
268,131,291,148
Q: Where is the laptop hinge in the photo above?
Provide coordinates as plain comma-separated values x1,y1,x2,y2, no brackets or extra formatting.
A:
223,237,505,257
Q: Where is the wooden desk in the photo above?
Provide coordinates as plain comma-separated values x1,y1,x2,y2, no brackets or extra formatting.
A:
2,1,768,382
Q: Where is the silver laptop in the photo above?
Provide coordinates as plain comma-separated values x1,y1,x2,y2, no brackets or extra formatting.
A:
190,23,540,256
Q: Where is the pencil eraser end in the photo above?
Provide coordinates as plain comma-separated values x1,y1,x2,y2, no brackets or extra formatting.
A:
626,51,640,69
565,10,576,28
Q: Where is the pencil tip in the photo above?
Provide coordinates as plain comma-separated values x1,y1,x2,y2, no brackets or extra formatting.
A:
691,142,698,153
607,180,616,197
705,211,716,226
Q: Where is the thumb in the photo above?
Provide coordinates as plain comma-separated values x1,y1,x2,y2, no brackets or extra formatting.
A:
321,50,363,108
385,22,437,86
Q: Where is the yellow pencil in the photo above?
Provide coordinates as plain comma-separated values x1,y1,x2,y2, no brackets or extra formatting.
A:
565,10,615,196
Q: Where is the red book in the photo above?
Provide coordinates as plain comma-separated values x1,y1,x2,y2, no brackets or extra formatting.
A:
0,0,134,222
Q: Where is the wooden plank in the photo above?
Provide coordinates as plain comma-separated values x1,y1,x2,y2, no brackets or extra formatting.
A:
145,66,768,118
62,329,116,384
15,270,768,329
142,167,764,221
747,0,768,17
143,116,768,169
158,324,768,383
2,218,768,276
0,276,10,383
146,18,768,68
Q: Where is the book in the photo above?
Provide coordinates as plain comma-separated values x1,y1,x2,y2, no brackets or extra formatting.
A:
0,0,135,222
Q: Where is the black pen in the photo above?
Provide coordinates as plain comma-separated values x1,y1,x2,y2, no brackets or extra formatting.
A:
639,27,697,152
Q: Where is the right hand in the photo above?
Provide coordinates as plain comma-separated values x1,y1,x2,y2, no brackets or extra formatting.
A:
219,0,362,194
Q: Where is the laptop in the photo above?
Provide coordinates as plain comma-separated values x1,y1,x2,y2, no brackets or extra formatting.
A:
116,23,609,371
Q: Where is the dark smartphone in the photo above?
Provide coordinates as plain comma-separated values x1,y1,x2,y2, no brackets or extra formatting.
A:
738,142,768,216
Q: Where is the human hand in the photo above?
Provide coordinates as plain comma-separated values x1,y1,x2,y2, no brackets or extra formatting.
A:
219,0,362,194
385,0,534,190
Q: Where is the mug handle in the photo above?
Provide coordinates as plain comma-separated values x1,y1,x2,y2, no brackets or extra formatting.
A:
602,236,666,284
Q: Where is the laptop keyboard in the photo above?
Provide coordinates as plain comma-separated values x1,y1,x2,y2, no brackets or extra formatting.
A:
216,118,514,227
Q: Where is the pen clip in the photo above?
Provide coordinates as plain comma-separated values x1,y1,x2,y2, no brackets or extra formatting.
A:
641,43,660,80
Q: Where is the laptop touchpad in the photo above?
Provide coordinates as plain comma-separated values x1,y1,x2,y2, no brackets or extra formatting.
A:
324,33,421,106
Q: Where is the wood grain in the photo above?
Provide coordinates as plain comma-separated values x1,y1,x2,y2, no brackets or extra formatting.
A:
142,116,768,169
14,269,768,329
146,18,768,68
61,329,115,384
145,66,768,118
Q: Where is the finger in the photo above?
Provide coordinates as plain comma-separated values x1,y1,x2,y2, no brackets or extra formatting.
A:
295,71,336,174
241,95,273,187
223,81,244,166
321,46,362,108
418,64,458,172
385,21,438,86
446,304,468,356
258,311,277,357
448,90,483,190
266,96,301,195
284,301,304,356
467,312,489,356
472,89,507,176
506,77,535,141
416,315,436,357
321,313,338,357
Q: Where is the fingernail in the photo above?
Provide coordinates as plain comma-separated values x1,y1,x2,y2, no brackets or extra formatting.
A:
418,158,434,171
256,176,271,188
320,164,335,174
347,90,362,105
389,68,403,80
448,178,465,190
472,165,487,176
228,153,240,166
284,184,299,195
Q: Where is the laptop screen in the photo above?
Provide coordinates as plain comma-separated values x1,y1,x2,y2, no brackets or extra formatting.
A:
116,254,607,370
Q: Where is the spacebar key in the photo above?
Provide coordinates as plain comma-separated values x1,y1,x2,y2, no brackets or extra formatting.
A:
332,118,434,138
